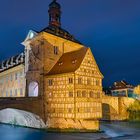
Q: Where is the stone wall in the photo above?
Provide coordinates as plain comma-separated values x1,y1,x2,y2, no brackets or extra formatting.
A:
118,97,135,120
102,95,119,120
47,118,99,130
0,97,45,122
102,94,135,121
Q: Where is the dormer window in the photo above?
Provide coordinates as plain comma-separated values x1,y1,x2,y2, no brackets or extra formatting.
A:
54,46,58,55
78,78,82,84
72,59,77,64
58,62,63,66
69,78,73,84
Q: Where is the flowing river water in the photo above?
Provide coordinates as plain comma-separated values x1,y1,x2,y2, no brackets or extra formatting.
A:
0,121,140,140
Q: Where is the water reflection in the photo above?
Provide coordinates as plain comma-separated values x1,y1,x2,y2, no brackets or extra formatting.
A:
0,122,140,140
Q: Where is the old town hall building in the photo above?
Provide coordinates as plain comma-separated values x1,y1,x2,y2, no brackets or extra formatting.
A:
0,0,103,130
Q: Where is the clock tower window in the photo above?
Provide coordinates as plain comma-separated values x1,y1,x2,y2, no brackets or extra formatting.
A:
54,46,58,55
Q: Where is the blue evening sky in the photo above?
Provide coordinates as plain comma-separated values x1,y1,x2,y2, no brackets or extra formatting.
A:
0,0,140,87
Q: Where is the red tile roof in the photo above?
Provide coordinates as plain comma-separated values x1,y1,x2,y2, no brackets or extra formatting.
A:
47,47,88,75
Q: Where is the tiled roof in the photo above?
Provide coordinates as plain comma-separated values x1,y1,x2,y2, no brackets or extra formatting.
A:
111,80,134,90
0,53,25,73
47,47,88,75
41,25,82,44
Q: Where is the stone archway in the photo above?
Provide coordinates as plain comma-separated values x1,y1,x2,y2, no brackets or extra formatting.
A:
28,81,39,97
102,103,111,120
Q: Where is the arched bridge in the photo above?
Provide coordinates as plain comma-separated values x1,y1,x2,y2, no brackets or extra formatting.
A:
0,97,46,128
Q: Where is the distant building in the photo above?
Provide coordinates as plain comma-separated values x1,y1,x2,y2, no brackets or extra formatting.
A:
110,80,134,97
134,85,140,95
0,53,25,97
102,81,137,121
134,85,140,99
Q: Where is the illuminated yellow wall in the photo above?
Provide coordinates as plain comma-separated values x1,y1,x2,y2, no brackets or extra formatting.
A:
41,32,84,53
45,73,75,119
75,48,103,119
134,85,140,94
45,48,103,121
27,31,84,74
25,31,103,130
0,64,26,97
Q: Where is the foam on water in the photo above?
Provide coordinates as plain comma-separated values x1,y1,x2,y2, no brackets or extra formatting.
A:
0,108,46,128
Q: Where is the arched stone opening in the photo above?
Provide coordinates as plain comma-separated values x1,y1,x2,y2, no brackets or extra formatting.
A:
102,103,111,120
28,81,39,97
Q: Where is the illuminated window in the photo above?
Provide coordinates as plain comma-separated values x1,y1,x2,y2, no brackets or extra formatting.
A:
28,81,39,97
69,92,73,97
68,108,72,113
97,92,100,98
77,91,81,97
85,108,91,113
10,74,13,81
54,46,58,55
96,79,100,86
77,108,80,113
51,108,55,113
15,89,17,96
69,78,73,84
82,91,86,97
6,76,8,82
72,59,77,64
6,91,8,97
58,62,63,66
48,79,53,86
58,108,63,113
20,71,23,77
20,88,23,96
15,73,18,80
88,61,90,64
89,91,94,98
78,78,82,84
49,92,53,98
87,78,91,85
10,90,12,97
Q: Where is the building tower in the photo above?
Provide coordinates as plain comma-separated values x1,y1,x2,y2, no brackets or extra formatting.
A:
21,0,103,131
48,0,61,27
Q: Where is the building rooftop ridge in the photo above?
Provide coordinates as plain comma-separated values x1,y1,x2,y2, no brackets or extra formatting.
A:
0,52,25,73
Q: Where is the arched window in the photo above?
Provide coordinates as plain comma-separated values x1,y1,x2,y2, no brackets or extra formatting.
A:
28,81,39,97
